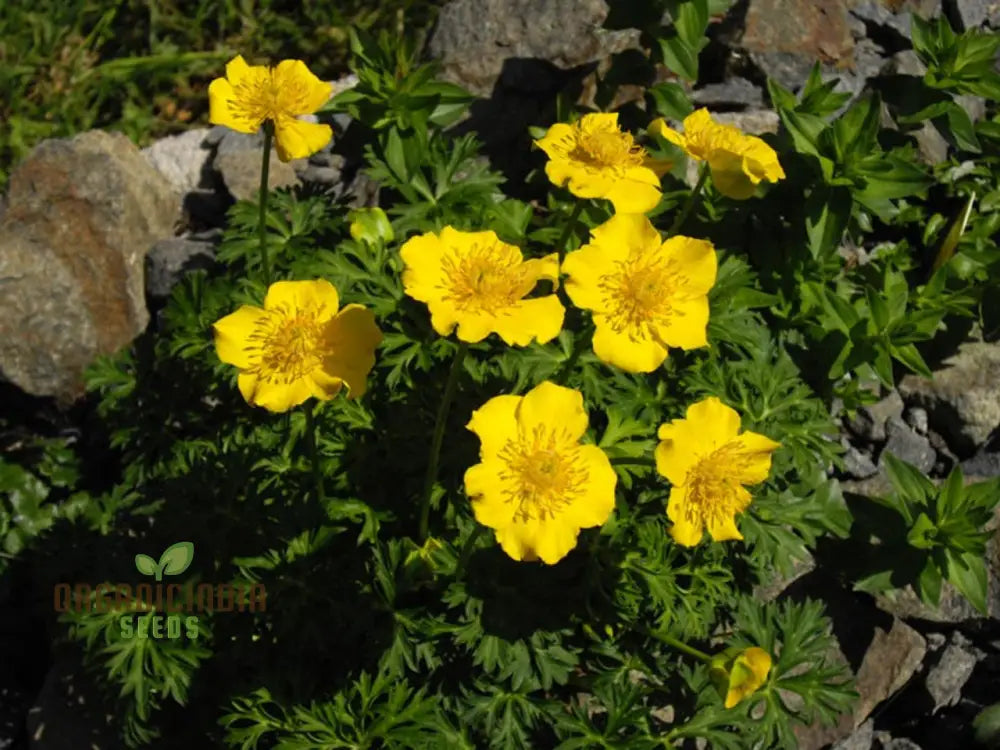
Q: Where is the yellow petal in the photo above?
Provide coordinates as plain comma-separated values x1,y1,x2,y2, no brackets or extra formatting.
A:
466,462,518,529
666,486,703,546
730,432,781,484
518,252,560,291
264,278,339,317
466,394,521,458
439,226,503,257
581,112,621,131
708,156,758,200
648,117,688,150
250,376,314,412
589,213,661,262
237,372,258,405
663,236,717,295
427,300,461,338
400,231,447,302
225,55,253,84
562,245,615,312
496,519,539,562
592,317,668,373
515,381,589,442
208,78,259,133
306,369,345,400
654,428,702,485
684,397,742,449
273,116,332,161
272,59,332,113
655,297,709,350
563,445,617,528
705,510,744,543
531,518,581,565
534,122,575,158
544,159,615,200
603,166,662,213
321,304,381,398
453,311,496,343
492,296,566,347
213,305,268,368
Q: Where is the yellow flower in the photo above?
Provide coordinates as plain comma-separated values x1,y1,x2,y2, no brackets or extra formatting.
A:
209,55,333,162
561,214,716,373
213,279,382,412
400,226,565,345
464,382,617,564
535,113,670,213
649,109,785,199
710,646,772,709
655,397,780,546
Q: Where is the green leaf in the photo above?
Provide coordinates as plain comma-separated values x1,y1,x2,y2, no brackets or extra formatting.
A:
657,32,700,81
647,82,694,120
882,453,935,521
910,14,937,64
916,555,943,606
853,154,933,202
831,93,880,162
945,549,989,615
907,512,939,549
891,343,933,377
134,554,158,576
973,702,1000,747
159,541,194,578
932,192,976,273
666,0,710,45
804,186,851,259
866,287,890,332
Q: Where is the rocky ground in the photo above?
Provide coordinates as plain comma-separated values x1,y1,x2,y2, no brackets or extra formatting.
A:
2,0,1000,747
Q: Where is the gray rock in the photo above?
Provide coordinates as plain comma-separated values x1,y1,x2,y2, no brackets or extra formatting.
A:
212,127,264,155
833,719,874,750
955,0,1000,28
0,130,178,401
854,619,927,725
925,638,980,713
899,342,1000,457
877,738,922,750
905,407,929,435
881,49,928,77
913,121,951,165
214,150,300,202
748,50,818,91
850,1,915,39
925,632,947,651
141,128,212,194
146,238,216,300
955,93,987,123
691,77,764,109
962,451,1000,477
428,0,640,97
880,416,937,473
844,443,879,479
847,390,905,443
295,165,344,187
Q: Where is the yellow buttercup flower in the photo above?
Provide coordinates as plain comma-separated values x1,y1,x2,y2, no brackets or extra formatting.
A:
655,397,780,546
535,113,669,214
400,226,565,345
464,381,617,564
209,55,333,162
710,646,772,709
561,214,716,373
213,279,382,412
649,108,785,199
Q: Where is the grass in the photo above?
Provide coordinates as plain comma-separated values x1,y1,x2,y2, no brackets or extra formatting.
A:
0,0,444,191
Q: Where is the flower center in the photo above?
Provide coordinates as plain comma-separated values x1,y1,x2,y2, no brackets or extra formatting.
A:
229,68,314,127
245,305,328,383
438,241,527,314
600,251,685,339
497,426,589,522
572,128,645,172
682,442,753,525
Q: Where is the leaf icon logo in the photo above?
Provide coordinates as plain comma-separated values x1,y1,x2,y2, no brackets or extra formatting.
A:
135,542,194,581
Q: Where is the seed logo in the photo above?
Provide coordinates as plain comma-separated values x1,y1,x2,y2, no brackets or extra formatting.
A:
53,540,266,641
134,541,194,581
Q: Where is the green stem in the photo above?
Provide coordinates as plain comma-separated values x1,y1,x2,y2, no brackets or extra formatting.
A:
555,201,585,265
304,401,325,505
668,163,709,236
418,341,469,541
553,320,592,384
455,525,485,576
258,125,274,286
647,629,712,663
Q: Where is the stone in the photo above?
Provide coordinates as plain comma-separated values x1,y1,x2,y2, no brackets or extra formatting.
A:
879,416,936,473
833,719,875,750
0,130,178,401
295,165,344,187
850,1,915,39
214,150,300,202
877,738,923,750
898,342,1000,457
145,238,216,300
955,94,987,123
925,638,980,713
881,50,928,77
690,77,764,109
141,128,212,194
427,0,640,97
844,443,879,479
846,390,905,443
905,407,929,435
954,0,1000,29
853,618,926,725
912,121,951,165
962,450,1000,477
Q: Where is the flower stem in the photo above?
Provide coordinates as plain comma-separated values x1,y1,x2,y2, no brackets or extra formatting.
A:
257,125,274,286
455,525,485,577
418,341,469,541
555,201,585,265
647,629,712,662
668,163,709,236
554,320,592,384
304,400,325,505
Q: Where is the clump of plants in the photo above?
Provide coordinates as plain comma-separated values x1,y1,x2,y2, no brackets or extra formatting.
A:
4,0,1000,747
